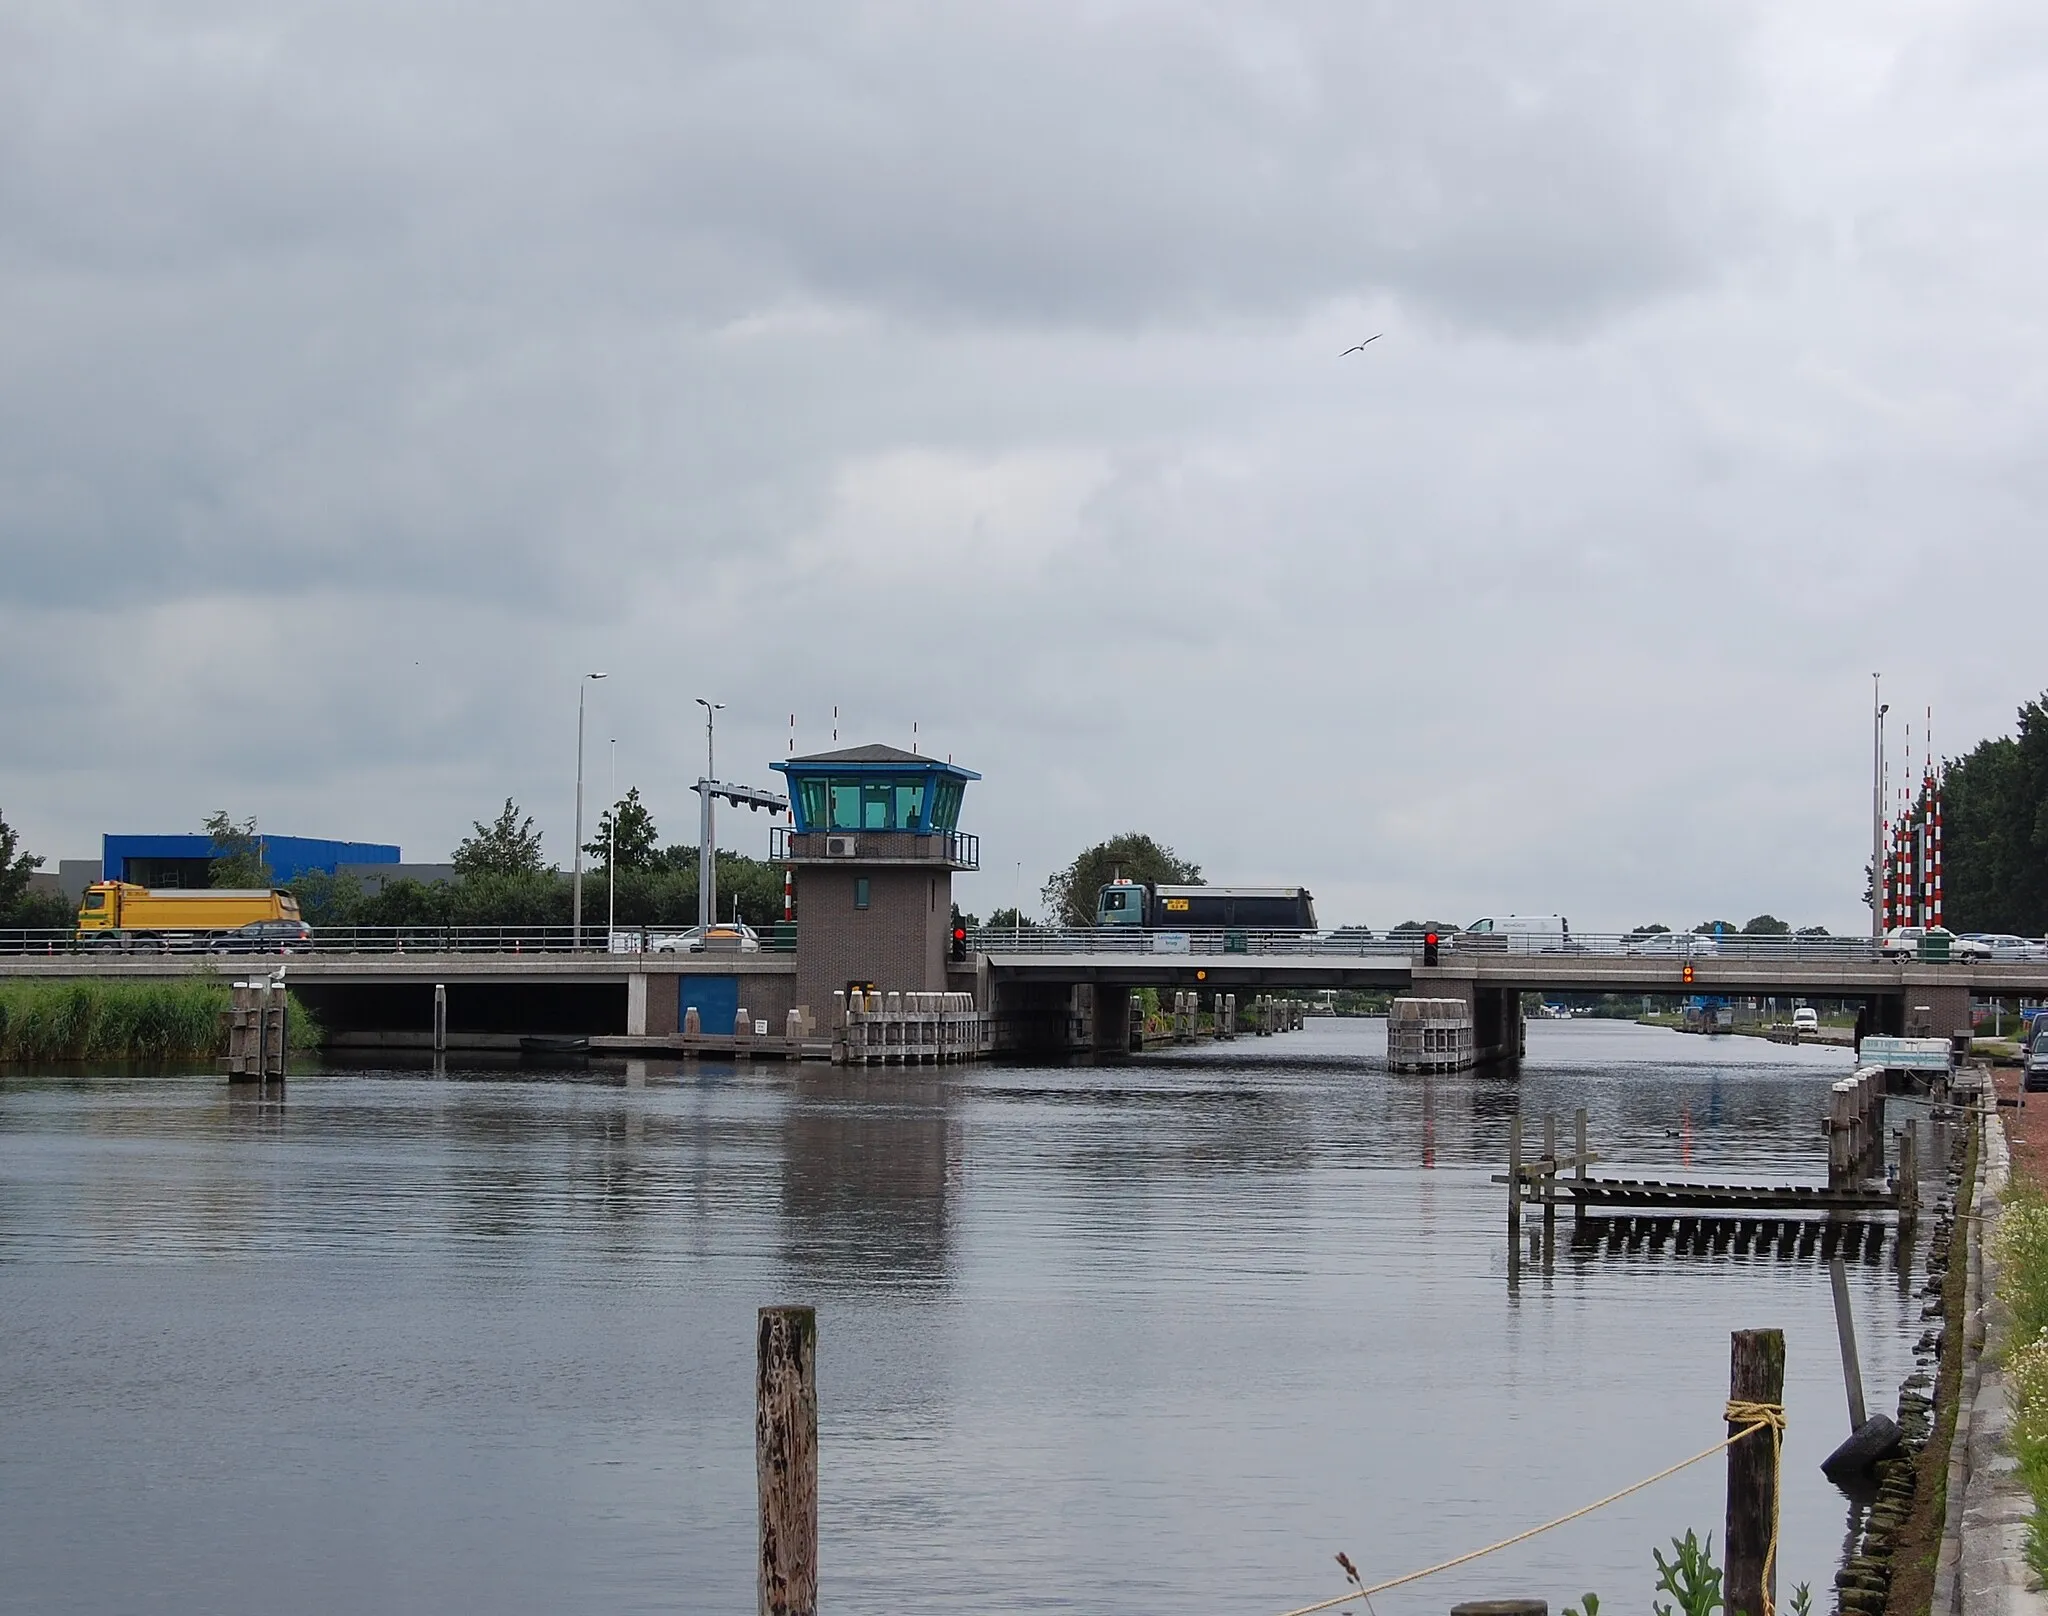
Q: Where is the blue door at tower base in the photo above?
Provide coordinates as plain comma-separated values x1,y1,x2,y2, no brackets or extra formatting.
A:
680,976,740,1033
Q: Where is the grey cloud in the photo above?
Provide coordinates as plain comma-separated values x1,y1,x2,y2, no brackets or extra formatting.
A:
2,1,2039,938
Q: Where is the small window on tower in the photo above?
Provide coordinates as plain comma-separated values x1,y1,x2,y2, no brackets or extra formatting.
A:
854,878,870,911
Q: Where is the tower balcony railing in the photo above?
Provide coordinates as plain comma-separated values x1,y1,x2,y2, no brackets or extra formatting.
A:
769,827,979,870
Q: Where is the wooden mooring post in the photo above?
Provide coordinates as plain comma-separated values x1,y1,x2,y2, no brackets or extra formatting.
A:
1506,1114,1522,1281
757,1306,818,1616
1725,1328,1786,1616
224,976,288,1082
1542,1112,1557,1260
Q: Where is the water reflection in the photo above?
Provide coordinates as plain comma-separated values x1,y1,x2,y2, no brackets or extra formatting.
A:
0,1020,1923,1616
777,1070,961,1296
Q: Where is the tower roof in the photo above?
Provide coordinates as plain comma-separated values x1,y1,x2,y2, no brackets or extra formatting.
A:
779,744,980,778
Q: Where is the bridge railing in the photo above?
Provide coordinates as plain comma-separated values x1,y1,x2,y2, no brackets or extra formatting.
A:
970,927,1893,963
0,926,748,957
0,924,1899,964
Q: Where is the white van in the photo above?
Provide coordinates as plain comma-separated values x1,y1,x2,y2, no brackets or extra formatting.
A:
1461,915,1571,952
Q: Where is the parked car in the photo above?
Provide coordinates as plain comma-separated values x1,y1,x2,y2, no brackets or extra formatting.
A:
210,919,314,954
648,922,761,955
2027,1028,2048,1093
1959,932,2048,962
1792,1006,1821,1035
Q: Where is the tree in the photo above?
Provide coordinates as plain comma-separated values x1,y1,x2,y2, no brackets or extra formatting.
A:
454,799,545,878
1630,923,1671,937
1797,925,1830,937
1944,692,2048,934
0,806,44,916
584,787,659,870
1693,920,1737,936
1741,914,1791,935
1041,833,1202,927
204,811,273,888
987,906,1036,931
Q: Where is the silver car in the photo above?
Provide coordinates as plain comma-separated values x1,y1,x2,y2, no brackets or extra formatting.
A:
1960,933,2048,963
1626,930,1719,958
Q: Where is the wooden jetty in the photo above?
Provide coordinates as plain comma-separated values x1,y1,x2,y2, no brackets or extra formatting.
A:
1566,1178,1896,1213
1497,1101,1917,1271
1570,1213,1894,1259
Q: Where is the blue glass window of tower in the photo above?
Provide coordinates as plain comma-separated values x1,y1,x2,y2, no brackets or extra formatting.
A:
799,778,831,830
931,777,964,831
830,781,861,829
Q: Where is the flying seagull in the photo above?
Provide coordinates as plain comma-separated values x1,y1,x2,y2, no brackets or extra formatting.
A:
1340,335,1382,355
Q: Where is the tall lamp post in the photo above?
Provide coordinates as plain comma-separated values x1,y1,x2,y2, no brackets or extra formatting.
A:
606,737,617,945
1872,674,1889,940
572,671,608,950
696,697,724,931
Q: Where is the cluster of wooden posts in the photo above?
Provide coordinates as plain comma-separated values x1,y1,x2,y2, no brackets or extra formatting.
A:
1826,1068,1886,1185
1150,992,1302,1044
830,991,992,1065
223,976,289,1082
1248,995,1304,1035
1502,1110,1592,1268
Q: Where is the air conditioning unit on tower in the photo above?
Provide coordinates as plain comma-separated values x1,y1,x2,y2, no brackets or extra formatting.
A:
825,835,858,858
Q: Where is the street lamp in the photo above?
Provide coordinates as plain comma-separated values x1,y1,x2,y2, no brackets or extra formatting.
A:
695,697,724,931
572,672,608,950
1872,675,1889,940
607,737,617,946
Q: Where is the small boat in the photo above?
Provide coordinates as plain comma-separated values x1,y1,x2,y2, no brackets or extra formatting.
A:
518,1034,591,1058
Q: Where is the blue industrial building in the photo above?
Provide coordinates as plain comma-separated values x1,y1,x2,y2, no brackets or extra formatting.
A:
101,834,401,889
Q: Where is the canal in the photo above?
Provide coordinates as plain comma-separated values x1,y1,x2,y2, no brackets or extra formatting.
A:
0,1019,1927,1615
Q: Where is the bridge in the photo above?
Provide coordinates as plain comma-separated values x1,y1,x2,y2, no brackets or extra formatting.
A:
8,923,2020,1056
967,927,2048,1057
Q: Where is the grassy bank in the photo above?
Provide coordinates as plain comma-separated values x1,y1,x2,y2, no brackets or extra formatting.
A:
0,978,322,1062
1998,1177,2048,1579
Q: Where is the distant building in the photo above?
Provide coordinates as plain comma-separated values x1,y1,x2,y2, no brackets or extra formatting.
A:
338,862,457,895
101,834,401,889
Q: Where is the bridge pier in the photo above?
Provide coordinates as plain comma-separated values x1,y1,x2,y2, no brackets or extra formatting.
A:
1900,978,1972,1042
1092,985,1133,1054
1420,973,1524,1066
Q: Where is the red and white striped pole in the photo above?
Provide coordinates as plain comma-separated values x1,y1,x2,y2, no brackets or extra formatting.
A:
1931,779,1944,929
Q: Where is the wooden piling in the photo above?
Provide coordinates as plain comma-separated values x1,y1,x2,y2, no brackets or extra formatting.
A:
1828,1257,1866,1431
1542,1113,1557,1258
757,1306,818,1616
1724,1328,1786,1616
1507,1114,1522,1266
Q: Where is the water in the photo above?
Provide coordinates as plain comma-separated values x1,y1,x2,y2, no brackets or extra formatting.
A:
0,1020,1931,1615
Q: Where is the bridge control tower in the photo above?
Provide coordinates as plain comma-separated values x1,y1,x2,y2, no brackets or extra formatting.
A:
770,745,982,1016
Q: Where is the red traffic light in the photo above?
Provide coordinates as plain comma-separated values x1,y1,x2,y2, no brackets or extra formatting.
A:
1424,932,1438,945
1682,963,1695,985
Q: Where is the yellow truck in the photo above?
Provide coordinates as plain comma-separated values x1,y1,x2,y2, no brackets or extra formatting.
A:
76,882,304,950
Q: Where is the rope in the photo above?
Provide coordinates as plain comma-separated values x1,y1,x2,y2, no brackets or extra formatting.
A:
1275,1412,1786,1616
1724,1400,1787,1616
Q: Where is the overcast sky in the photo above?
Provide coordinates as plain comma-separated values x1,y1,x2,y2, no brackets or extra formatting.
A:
3,1,2042,932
